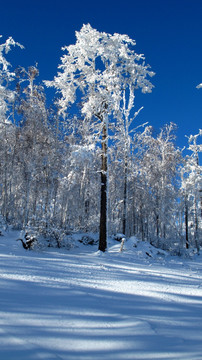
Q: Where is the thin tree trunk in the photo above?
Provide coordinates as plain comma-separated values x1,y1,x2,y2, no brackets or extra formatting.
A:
194,196,200,253
200,191,202,219
99,122,107,252
185,195,189,249
156,214,159,238
23,171,31,228
122,153,127,235
2,126,9,222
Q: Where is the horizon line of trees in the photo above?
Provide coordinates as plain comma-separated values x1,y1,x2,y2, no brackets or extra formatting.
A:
0,27,201,253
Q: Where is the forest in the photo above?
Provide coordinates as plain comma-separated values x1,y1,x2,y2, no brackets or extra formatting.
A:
0,25,201,253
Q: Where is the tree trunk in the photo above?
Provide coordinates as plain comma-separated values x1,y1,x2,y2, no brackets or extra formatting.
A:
185,195,189,249
99,122,107,252
156,214,159,238
194,196,200,253
122,153,127,236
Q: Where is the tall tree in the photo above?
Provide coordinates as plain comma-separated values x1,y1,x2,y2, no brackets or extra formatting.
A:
45,24,154,251
0,36,23,221
13,65,60,231
182,130,202,252
137,123,182,245
115,85,145,236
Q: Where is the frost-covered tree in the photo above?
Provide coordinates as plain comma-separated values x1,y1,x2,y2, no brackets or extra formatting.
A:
0,36,23,221
0,36,23,121
114,84,146,236
10,65,61,233
181,130,202,251
136,123,182,246
45,24,154,251
109,123,152,237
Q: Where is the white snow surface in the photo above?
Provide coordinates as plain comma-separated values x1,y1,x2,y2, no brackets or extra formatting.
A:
0,231,202,360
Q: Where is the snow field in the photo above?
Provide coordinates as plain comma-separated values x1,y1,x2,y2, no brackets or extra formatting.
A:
0,231,202,359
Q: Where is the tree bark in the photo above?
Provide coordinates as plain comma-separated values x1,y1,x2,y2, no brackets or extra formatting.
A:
122,153,127,235
194,196,200,253
185,195,189,249
99,122,107,252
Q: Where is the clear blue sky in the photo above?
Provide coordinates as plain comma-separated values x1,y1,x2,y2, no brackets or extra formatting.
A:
1,0,202,150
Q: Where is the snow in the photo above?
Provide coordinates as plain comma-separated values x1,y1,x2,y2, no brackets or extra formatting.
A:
1,231,202,359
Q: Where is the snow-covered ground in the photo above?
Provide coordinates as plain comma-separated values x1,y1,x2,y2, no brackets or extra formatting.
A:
0,231,202,360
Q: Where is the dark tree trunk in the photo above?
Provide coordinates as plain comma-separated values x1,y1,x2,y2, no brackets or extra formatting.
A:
194,196,200,253
99,122,107,252
122,153,127,236
185,195,189,249
156,196,160,241
200,191,202,219
156,214,159,238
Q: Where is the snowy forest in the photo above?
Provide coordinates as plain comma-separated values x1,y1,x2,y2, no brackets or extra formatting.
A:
0,25,202,253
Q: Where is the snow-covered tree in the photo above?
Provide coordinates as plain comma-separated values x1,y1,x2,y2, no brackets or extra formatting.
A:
114,82,146,236
0,36,23,121
45,24,154,251
181,130,202,251
0,36,23,221
7,65,63,234
135,123,182,246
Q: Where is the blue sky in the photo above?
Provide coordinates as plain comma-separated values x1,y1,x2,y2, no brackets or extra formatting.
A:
1,0,202,150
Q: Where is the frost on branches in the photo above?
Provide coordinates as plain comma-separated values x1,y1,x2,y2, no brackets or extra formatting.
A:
0,36,23,221
0,36,23,124
45,24,154,251
181,130,202,251
0,28,201,254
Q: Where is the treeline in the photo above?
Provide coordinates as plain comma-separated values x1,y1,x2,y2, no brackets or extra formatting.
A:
0,30,201,252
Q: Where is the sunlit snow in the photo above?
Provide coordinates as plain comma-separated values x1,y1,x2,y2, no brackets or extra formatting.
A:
0,230,202,360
